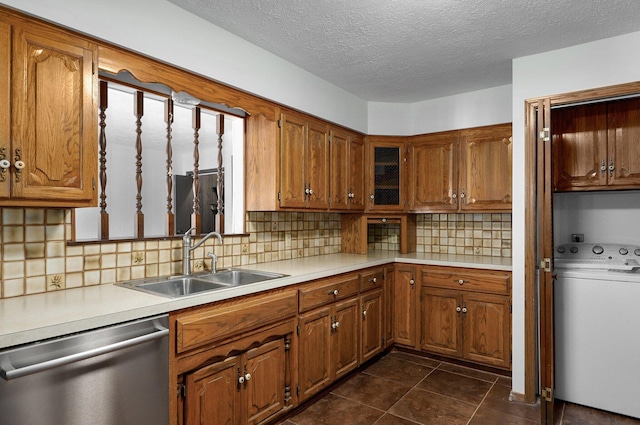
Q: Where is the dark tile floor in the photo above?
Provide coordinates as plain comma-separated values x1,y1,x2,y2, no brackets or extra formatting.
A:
279,350,640,425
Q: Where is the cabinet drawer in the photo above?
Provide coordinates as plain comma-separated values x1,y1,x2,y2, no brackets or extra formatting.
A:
359,268,385,292
176,289,298,353
421,266,510,295
299,273,360,312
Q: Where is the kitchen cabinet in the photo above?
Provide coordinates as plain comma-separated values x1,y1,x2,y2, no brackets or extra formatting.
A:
394,264,419,349
298,273,360,401
279,112,330,209
0,13,98,207
330,129,365,210
553,98,640,191
420,266,511,369
366,137,406,212
383,265,395,348
359,268,385,363
408,123,512,212
173,290,298,425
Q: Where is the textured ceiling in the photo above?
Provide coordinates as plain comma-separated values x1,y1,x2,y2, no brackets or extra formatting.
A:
167,0,640,102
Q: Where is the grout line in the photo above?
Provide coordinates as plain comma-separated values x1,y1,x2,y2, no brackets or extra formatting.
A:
466,380,497,425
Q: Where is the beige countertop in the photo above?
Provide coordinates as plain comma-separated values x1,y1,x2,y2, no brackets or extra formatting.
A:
0,252,511,350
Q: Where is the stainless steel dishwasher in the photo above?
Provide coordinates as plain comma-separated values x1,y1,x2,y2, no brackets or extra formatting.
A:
0,314,169,425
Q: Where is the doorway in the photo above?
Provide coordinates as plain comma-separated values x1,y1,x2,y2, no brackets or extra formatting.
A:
524,81,640,424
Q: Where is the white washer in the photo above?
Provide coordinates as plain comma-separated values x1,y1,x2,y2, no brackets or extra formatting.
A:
554,243,640,419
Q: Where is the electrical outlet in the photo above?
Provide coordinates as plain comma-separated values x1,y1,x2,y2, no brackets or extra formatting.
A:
571,233,584,243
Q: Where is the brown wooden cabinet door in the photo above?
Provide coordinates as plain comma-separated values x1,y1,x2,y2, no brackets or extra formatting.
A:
0,21,9,199
349,137,365,210
383,265,395,348
330,129,350,210
552,103,608,191
298,306,332,401
409,135,457,211
245,339,286,425
279,113,307,208
459,124,512,211
185,355,242,425
10,23,97,204
607,98,640,187
361,289,383,363
367,138,406,212
307,121,330,209
420,287,463,358
394,265,418,348
462,292,511,368
332,297,359,380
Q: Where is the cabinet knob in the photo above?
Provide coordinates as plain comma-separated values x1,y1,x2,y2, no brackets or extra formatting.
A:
409,279,415,285
309,188,314,195
332,321,340,329
363,310,367,317
238,376,245,384
600,159,607,173
330,289,339,296
370,277,377,283
335,321,339,328
14,160,25,170
462,307,467,313
370,194,374,200
609,159,615,175
0,159,9,169
244,373,251,382
452,192,457,199
456,306,461,312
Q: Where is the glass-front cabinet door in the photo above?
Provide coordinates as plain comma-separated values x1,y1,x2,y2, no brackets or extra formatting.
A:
366,137,405,211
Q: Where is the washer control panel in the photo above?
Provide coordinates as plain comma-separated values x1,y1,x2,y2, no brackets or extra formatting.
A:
555,243,640,271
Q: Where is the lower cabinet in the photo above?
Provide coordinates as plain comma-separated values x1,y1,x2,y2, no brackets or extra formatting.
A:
420,266,511,369
394,264,419,348
185,338,287,425
360,288,383,363
383,265,395,349
298,297,359,401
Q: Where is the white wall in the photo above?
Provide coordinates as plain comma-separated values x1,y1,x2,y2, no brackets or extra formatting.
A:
511,30,640,395
554,191,640,246
368,85,512,135
1,0,368,133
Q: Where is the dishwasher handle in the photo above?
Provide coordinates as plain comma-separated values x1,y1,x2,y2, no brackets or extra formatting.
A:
1,325,169,381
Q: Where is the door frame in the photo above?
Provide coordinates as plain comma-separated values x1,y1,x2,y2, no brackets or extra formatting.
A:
523,81,640,414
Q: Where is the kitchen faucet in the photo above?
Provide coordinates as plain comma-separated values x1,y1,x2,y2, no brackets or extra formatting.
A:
182,227,223,275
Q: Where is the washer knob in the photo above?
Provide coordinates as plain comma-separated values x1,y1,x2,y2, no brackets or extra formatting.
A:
592,245,604,255
619,248,629,255
557,246,566,254
635,249,640,256
570,246,579,254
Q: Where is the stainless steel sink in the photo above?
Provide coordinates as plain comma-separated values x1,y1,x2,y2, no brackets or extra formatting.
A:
116,269,288,298
199,269,288,285
117,276,232,298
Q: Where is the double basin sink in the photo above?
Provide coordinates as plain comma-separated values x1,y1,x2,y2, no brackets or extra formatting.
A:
117,269,288,298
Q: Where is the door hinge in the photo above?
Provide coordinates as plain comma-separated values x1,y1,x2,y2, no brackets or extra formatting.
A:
180,384,186,398
540,258,551,272
92,62,96,75
296,324,300,336
510,304,512,313
541,387,553,402
539,127,550,142
278,191,281,201
278,119,282,128
296,386,300,396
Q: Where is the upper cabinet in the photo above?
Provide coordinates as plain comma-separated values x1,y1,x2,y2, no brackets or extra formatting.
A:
329,130,364,211
553,98,640,191
408,123,512,212
0,13,98,207
279,112,330,209
366,137,406,212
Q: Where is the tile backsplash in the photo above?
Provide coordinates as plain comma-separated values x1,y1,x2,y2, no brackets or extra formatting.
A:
0,209,340,299
369,213,512,257
0,208,511,299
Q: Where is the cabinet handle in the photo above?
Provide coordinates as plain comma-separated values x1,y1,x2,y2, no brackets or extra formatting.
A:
452,191,457,200
370,277,377,283
456,306,461,313
409,279,415,287
0,148,9,183
370,194,374,200
454,279,468,285
238,376,245,384
332,321,341,329
609,159,615,176
460,190,466,204
362,309,367,318
330,289,339,296
244,373,251,382
13,149,23,183
600,159,607,174
462,306,467,314
309,188,314,195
